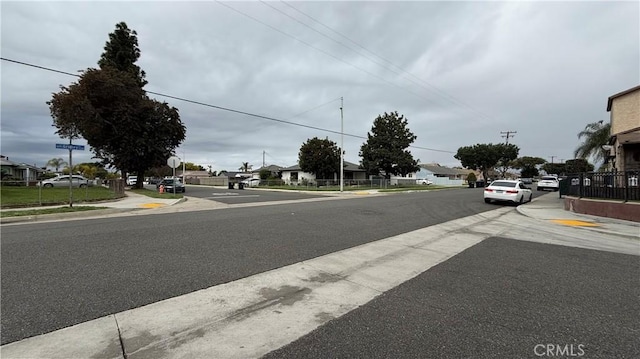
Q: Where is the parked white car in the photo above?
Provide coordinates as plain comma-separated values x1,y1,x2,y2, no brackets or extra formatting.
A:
537,176,560,191
241,178,261,187
39,175,92,188
484,180,532,205
416,179,433,185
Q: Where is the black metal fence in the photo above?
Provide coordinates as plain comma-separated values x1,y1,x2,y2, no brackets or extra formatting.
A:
561,170,640,202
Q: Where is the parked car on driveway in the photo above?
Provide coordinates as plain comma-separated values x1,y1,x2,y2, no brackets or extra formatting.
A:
416,179,433,185
38,175,92,188
156,178,185,193
537,176,560,191
484,180,532,205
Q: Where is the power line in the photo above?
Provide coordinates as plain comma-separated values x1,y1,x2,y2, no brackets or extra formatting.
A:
278,0,498,123
1,57,455,154
216,1,473,116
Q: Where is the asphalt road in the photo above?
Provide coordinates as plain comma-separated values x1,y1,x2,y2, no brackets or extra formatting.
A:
148,183,329,204
264,237,640,359
2,187,511,344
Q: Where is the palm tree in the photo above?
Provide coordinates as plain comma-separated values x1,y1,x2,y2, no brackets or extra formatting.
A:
239,162,252,172
574,120,611,165
47,158,67,173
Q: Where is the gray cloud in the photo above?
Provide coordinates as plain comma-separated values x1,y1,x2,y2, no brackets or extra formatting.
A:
1,1,638,173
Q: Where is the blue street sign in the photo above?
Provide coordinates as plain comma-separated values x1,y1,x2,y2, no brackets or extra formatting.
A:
55,144,85,150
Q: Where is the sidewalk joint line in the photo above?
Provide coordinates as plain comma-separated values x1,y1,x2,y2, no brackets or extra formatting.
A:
114,315,128,359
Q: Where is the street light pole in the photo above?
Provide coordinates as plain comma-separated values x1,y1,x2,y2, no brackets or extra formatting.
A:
68,137,73,208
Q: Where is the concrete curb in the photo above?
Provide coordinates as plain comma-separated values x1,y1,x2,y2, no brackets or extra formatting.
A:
0,208,139,224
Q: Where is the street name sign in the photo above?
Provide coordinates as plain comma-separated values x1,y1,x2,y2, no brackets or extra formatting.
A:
56,144,85,150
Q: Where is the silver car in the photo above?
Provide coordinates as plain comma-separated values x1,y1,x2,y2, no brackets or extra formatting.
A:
39,175,91,188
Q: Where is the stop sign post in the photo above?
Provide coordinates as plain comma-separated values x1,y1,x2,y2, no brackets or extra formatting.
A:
167,156,181,195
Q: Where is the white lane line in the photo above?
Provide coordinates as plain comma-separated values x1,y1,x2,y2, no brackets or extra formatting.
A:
0,207,512,359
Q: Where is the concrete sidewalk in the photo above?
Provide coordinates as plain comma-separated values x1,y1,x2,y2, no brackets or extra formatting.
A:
517,192,639,239
0,191,203,224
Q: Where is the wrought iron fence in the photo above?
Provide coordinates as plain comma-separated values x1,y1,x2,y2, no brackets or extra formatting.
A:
561,170,640,201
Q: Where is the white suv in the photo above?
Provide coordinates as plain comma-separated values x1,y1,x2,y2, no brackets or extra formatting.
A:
537,176,559,191
127,176,137,186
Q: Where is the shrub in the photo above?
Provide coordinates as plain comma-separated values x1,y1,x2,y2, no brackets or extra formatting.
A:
466,172,477,183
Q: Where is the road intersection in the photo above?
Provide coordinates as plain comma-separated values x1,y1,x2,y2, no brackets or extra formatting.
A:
1,188,638,358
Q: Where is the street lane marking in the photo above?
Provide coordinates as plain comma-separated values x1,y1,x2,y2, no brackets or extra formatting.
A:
551,219,601,227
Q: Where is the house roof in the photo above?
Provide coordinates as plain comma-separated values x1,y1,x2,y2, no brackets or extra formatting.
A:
607,84,640,111
419,163,460,176
252,165,284,173
0,155,45,172
282,160,365,172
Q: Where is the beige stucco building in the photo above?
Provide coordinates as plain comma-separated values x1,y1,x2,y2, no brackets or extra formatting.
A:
606,85,640,172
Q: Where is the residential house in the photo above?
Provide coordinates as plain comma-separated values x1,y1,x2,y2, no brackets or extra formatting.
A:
251,165,284,179
0,155,45,185
176,170,210,184
280,161,367,185
606,85,640,172
391,163,469,186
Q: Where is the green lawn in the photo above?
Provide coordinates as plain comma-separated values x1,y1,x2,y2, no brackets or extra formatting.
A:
0,186,121,209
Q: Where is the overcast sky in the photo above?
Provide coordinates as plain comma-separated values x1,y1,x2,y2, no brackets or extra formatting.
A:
1,1,638,174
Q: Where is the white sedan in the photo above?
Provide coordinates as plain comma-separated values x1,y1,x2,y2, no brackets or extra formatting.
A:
416,179,433,185
483,180,533,205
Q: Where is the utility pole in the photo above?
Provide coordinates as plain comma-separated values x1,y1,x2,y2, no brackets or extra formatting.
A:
500,131,517,144
263,151,265,168
340,97,344,193
549,156,556,164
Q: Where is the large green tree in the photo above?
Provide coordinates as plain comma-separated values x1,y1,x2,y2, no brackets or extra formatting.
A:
182,162,205,171
359,111,420,178
48,22,186,188
510,156,546,178
98,21,148,87
564,158,594,174
299,137,341,180
574,120,611,165
542,163,566,176
455,143,520,182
